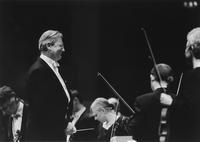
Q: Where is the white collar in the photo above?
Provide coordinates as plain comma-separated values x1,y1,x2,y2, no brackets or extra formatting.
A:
12,101,24,119
193,59,200,69
40,54,60,68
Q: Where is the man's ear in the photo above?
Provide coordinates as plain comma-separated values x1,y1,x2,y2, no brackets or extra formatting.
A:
167,76,174,83
98,108,105,113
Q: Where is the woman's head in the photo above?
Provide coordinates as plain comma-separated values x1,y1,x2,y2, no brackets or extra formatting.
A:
90,97,114,123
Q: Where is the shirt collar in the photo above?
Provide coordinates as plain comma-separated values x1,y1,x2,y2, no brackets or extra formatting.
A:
12,102,24,119
40,54,60,68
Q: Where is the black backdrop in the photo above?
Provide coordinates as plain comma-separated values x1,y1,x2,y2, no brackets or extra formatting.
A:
0,0,199,115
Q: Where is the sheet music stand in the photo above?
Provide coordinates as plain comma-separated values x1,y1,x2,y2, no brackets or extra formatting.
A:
110,136,137,142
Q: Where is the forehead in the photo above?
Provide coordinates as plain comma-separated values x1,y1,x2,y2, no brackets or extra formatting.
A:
92,105,103,114
91,105,99,112
90,108,98,117
53,37,63,44
42,37,63,45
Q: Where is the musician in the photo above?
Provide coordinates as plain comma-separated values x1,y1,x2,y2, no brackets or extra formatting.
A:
170,27,200,142
90,97,135,142
65,90,98,142
26,30,71,141
108,98,119,110
133,63,174,142
0,85,29,142
108,97,122,117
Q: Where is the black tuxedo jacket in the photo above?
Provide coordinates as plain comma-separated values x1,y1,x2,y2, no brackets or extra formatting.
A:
26,57,71,141
133,88,164,142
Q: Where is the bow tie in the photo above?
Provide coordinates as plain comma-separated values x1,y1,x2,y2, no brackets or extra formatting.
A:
52,61,60,68
11,114,21,119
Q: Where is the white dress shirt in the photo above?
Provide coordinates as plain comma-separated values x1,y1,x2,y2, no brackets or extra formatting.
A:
40,54,71,102
12,101,24,142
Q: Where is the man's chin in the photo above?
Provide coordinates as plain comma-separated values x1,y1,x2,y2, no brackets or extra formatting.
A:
55,56,62,62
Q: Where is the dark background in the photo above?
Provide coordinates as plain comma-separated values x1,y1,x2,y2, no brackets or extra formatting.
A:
0,0,199,115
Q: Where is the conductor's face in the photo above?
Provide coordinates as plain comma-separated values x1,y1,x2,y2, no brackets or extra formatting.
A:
49,38,65,61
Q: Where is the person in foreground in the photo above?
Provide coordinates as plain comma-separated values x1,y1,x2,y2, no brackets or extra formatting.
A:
26,30,71,141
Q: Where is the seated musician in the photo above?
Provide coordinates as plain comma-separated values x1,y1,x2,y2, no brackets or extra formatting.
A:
0,85,29,142
65,90,98,142
108,97,120,113
133,63,175,142
90,97,136,142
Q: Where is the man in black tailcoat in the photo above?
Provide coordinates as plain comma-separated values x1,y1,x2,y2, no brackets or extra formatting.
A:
26,30,71,141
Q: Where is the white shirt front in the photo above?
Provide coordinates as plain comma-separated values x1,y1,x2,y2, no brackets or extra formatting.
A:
12,101,24,142
40,54,71,102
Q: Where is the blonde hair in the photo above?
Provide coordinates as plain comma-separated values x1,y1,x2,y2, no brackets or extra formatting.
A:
90,97,114,112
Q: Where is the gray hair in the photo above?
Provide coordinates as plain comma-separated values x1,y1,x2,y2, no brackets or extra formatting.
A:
90,97,114,111
38,30,63,51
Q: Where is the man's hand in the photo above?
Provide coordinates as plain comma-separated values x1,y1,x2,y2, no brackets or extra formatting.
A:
65,122,77,136
160,93,173,106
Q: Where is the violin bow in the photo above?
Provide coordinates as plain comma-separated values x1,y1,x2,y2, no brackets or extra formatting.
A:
97,72,135,115
141,28,168,142
141,28,165,90
97,72,135,139
176,73,183,97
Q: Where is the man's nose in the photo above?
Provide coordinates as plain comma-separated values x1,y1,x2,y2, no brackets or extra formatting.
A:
62,47,65,52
